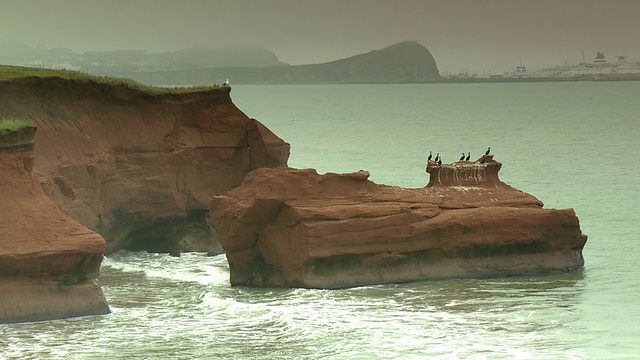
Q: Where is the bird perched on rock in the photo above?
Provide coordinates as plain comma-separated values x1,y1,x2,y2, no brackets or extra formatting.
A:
428,151,432,161
434,153,440,163
438,158,442,166
459,153,465,161
485,146,491,156
223,78,230,86
465,152,471,161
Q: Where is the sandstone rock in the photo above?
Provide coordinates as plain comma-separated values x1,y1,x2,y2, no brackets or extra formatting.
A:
210,159,587,289
0,126,109,323
0,77,289,253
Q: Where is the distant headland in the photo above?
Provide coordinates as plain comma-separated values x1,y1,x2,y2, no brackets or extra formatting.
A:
1,40,639,85
127,41,441,85
0,41,440,85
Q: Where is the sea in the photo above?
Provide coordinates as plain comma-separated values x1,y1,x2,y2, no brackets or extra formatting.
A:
2,82,639,359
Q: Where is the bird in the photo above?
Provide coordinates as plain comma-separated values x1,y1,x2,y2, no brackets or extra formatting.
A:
435,153,440,162
465,152,471,161
223,78,230,86
428,151,432,161
459,153,465,161
438,158,442,166
485,146,491,156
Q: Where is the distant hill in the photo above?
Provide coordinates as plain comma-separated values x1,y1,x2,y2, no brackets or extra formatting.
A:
80,46,288,74
0,41,287,74
0,41,440,85
152,47,288,68
123,41,441,85
78,46,288,76
296,41,440,83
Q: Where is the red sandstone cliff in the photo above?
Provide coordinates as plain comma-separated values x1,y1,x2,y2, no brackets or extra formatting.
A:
210,159,587,289
0,77,289,253
0,125,109,323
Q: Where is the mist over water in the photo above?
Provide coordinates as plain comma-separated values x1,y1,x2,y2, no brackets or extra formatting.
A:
2,0,640,73
2,82,639,359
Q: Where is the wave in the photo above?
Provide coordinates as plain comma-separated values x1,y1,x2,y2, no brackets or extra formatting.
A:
102,250,229,285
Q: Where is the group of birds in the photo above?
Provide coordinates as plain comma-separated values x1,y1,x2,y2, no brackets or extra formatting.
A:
428,147,491,166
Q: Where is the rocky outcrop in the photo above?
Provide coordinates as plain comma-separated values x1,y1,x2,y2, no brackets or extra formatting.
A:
210,158,587,289
0,125,109,323
0,77,289,254
426,155,502,187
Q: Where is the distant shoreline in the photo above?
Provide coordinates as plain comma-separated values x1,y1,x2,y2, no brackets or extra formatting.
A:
224,77,640,85
435,74,640,84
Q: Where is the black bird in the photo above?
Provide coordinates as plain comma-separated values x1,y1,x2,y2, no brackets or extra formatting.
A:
485,146,491,156
459,153,465,161
465,152,471,161
438,158,442,166
435,153,440,162
428,151,432,161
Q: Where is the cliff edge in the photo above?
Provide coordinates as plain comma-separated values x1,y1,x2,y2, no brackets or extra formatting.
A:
0,75,290,254
210,158,587,289
0,124,109,323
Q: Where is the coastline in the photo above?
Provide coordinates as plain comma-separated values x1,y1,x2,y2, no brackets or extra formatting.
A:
435,73,640,84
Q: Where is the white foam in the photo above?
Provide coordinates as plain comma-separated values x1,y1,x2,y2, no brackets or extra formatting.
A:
103,251,230,285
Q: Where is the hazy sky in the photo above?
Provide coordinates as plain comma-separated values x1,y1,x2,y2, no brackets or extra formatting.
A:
1,0,639,74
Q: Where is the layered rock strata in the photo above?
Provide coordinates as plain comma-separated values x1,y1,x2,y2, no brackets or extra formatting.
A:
210,158,587,289
0,126,109,323
0,77,289,253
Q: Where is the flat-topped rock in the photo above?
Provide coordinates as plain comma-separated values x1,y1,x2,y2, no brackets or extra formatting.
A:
426,155,502,187
210,160,587,289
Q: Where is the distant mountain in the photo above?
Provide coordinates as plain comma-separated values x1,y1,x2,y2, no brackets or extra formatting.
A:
78,46,288,76
0,40,80,67
0,41,440,84
292,41,440,83
123,41,441,85
0,42,287,74
80,46,288,74
151,47,288,68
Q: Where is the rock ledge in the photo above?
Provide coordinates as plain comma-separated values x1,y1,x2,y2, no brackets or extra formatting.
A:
210,159,587,289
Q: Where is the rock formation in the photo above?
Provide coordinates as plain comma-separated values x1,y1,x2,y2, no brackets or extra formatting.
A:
426,155,502,187
210,158,587,289
0,76,289,254
0,124,109,323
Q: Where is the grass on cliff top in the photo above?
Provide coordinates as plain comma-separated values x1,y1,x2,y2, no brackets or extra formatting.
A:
0,65,220,94
0,119,36,134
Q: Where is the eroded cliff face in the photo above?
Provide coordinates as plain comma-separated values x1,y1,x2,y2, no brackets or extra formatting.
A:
210,159,587,289
0,126,109,323
0,77,289,253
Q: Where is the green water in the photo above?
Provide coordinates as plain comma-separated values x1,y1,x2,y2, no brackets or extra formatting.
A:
2,82,639,359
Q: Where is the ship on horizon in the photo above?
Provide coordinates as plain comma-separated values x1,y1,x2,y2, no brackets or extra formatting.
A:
504,51,640,79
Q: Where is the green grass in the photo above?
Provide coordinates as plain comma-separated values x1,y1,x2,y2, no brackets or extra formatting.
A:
0,119,36,135
0,65,78,80
0,64,220,94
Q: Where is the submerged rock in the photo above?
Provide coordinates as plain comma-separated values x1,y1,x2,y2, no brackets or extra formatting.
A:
0,125,109,323
210,158,587,289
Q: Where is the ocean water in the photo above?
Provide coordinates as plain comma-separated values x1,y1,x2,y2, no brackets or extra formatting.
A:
2,82,639,359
